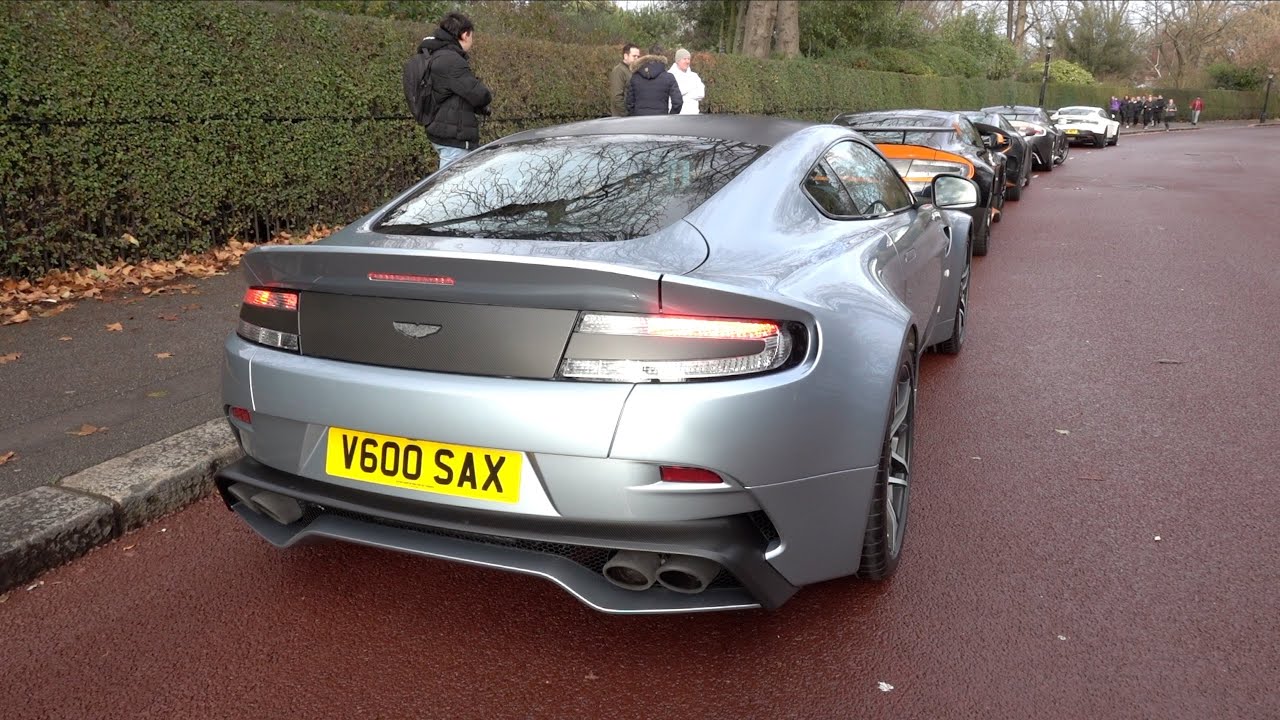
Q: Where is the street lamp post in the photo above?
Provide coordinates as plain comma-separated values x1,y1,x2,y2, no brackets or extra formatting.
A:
1261,73,1276,124
1038,33,1055,109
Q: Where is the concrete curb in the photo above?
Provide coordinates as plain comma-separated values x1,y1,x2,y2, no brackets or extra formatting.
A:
0,418,241,592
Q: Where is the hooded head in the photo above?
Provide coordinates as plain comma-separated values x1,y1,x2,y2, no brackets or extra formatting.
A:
631,53,670,79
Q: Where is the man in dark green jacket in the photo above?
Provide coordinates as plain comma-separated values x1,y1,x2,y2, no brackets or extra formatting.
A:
609,43,640,117
418,12,492,169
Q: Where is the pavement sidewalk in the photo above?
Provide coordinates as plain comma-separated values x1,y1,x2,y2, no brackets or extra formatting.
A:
1,267,247,591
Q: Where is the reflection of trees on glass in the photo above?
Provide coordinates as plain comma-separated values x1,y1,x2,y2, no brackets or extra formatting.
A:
375,136,765,242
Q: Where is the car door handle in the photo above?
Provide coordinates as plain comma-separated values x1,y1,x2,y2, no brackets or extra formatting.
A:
930,211,942,222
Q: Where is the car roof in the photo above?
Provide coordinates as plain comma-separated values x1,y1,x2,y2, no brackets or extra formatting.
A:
1058,106,1103,112
982,105,1043,113
492,115,821,149
834,109,959,125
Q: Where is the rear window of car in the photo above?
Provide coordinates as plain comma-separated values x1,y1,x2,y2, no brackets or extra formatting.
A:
1059,107,1097,115
842,116,954,146
374,135,767,242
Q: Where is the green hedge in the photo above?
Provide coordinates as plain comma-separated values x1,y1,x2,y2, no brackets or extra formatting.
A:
0,0,1265,278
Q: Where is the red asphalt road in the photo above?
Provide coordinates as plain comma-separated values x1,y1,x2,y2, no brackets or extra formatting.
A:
2,126,1278,720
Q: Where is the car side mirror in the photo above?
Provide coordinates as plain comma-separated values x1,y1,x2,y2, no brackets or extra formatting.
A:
931,175,980,209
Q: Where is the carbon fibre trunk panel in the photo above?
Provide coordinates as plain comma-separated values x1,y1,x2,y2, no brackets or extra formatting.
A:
299,293,577,379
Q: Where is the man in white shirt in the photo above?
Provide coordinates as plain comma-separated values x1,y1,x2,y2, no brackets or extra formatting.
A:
669,48,705,115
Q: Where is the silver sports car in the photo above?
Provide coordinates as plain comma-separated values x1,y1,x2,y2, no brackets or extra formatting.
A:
216,115,979,613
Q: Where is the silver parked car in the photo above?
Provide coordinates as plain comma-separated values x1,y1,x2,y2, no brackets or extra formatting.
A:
216,115,980,613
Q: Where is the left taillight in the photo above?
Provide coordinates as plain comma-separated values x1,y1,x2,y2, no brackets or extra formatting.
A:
557,312,800,383
237,287,300,351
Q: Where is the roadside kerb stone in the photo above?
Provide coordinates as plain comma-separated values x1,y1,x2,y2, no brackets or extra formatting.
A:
0,486,114,592
0,418,242,593
59,418,242,532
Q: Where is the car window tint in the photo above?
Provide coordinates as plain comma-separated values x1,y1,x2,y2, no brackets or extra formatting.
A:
803,160,859,216
825,141,913,215
958,118,983,148
375,135,767,242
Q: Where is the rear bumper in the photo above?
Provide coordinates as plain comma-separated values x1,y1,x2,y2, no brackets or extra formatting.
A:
1064,129,1105,143
216,456,799,614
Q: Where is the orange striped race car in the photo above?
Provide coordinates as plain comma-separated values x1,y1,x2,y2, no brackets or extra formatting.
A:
833,109,1007,256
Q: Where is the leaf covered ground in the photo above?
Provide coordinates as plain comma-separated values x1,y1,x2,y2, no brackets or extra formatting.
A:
0,226,336,326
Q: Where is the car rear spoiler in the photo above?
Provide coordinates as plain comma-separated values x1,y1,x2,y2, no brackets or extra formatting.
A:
836,126,957,144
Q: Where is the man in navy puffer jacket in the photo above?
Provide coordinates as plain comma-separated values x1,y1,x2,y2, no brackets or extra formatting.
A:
626,48,682,116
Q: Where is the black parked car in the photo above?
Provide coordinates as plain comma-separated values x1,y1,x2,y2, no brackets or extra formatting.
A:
961,110,1032,201
980,104,1068,171
833,109,1005,255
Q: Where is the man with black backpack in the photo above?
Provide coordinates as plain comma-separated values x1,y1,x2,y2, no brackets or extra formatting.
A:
402,12,493,170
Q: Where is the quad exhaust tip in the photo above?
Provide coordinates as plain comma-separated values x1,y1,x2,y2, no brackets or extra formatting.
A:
603,550,660,591
227,482,304,526
655,555,722,594
602,551,723,594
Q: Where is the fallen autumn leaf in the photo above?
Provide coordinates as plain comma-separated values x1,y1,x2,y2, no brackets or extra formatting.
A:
155,352,173,359
59,336,72,341
0,352,21,365
157,313,178,321
105,322,123,332
67,423,107,437
0,451,16,466
4,310,30,325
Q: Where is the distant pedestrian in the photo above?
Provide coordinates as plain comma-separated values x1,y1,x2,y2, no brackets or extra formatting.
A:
627,46,682,116
404,12,493,170
609,43,641,117
1164,98,1177,130
1190,96,1204,126
669,49,706,115
1109,96,1120,121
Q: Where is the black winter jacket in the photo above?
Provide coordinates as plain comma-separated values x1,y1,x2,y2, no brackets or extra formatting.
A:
626,55,682,116
418,29,493,149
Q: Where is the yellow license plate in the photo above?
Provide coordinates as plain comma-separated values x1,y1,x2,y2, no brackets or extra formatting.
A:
1066,129,1078,134
325,427,521,503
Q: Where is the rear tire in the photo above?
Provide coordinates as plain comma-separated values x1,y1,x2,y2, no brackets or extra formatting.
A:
1006,178,1023,201
1035,148,1053,172
1095,132,1107,148
1110,130,1119,146
972,214,990,256
857,341,918,580
933,243,970,356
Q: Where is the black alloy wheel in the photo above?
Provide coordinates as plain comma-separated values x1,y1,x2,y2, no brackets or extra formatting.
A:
857,341,918,580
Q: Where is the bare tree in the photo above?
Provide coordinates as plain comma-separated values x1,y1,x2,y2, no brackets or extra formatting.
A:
742,0,778,59
775,0,800,58
1221,1,1280,69
1015,0,1029,51
1136,0,1248,87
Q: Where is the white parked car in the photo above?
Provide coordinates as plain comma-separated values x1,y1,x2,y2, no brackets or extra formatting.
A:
1050,106,1120,148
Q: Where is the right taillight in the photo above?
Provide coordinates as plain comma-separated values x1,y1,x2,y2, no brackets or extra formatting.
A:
557,312,797,383
237,287,300,351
